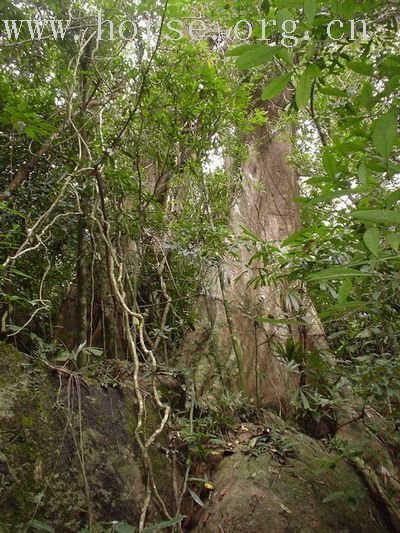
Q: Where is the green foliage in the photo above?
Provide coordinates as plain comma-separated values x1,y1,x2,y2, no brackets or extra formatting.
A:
79,521,137,532
236,45,281,70
114,523,136,533
28,519,54,532
262,73,292,100
296,65,320,109
276,339,339,421
372,112,398,161
0,1,256,356
2,0,400,529
363,227,381,257
323,487,365,510
351,210,400,225
303,0,317,25
227,0,399,427
142,516,185,532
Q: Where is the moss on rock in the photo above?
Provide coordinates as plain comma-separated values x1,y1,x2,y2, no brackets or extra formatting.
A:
0,342,175,532
193,413,386,533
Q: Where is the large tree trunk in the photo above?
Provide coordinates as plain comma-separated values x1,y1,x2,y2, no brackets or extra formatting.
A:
181,115,325,410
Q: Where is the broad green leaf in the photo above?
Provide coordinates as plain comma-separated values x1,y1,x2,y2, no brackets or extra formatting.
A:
86,347,103,356
386,232,400,252
320,301,369,319
363,227,381,257
261,0,271,14
386,189,400,208
372,112,397,160
307,189,359,205
241,226,262,241
333,0,357,17
276,48,293,66
323,491,345,503
308,267,370,281
318,86,347,97
226,44,252,57
380,75,400,98
322,150,336,180
296,65,320,109
351,209,400,225
348,61,373,76
296,195,312,204
305,176,332,186
142,516,185,533
299,390,310,410
27,520,55,533
357,81,375,111
237,45,279,70
337,140,368,156
52,350,73,363
337,279,353,304
377,255,400,263
304,0,317,24
189,488,205,507
282,228,313,246
357,161,369,185
114,522,136,533
261,73,292,100
276,8,291,29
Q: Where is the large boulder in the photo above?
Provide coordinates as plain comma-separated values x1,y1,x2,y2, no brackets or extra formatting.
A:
192,414,389,533
0,342,175,532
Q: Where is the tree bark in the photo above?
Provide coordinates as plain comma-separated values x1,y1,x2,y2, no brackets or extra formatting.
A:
181,106,325,410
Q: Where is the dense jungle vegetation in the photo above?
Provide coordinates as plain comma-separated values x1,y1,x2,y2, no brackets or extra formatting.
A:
0,0,399,531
